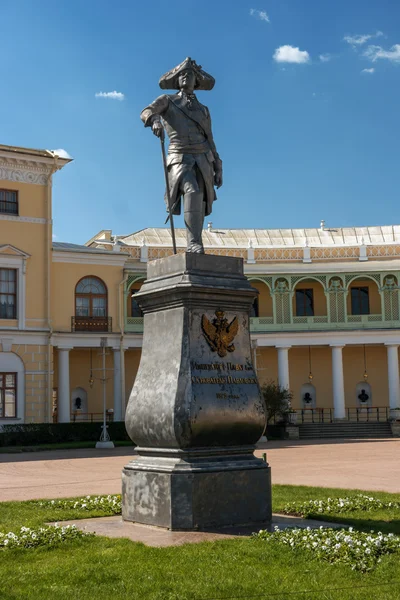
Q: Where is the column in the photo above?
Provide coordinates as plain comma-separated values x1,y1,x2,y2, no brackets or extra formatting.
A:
277,346,291,390
386,344,400,415
251,339,258,374
331,345,345,419
58,347,72,423
113,348,122,421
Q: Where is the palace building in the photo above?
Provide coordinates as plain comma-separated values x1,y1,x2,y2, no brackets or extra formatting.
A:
1,143,400,435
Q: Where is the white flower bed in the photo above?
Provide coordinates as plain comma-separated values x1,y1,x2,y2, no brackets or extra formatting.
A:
0,525,92,550
256,526,400,571
283,494,400,517
35,494,121,514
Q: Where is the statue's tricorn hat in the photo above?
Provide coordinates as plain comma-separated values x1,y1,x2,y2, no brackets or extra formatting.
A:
159,57,215,91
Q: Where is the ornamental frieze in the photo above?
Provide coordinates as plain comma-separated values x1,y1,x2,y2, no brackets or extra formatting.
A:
0,167,49,185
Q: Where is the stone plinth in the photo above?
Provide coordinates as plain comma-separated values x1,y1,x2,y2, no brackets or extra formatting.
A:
122,253,271,530
390,421,400,437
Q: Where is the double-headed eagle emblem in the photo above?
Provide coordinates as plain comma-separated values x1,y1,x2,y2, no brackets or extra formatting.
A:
201,310,239,357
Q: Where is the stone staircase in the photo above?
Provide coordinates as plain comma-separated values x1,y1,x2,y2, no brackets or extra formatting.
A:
298,421,393,439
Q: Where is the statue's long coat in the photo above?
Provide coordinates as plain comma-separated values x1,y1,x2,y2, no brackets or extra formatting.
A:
141,93,222,216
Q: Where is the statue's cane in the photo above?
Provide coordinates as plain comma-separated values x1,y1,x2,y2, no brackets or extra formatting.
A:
160,128,177,255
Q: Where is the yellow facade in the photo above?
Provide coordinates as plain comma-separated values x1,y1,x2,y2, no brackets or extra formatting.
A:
1,143,400,428
347,278,381,315
293,280,327,317
250,281,273,317
51,262,124,333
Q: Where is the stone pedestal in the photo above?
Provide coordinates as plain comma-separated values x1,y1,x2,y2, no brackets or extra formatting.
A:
389,408,400,421
122,253,271,530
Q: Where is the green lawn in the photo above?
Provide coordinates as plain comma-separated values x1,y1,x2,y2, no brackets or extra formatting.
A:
1,486,400,600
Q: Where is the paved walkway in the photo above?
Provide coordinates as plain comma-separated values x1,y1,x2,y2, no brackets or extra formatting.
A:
55,513,346,547
0,438,399,502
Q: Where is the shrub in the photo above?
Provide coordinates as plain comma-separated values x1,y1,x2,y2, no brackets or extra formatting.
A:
261,381,293,424
283,494,400,518
34,494,122,515
0,525,92,550
256,526,400,572
264,424,286,439
0,422,131,447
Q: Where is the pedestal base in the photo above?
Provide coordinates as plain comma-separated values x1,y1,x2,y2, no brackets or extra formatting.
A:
96,441,115,449
122,447,272,530
389,408,400,421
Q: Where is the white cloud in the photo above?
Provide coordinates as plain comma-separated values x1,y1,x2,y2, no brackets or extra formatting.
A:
319,53,332,63
344,31,383,47
250,8,270,23
95,91,125,101
361,67,375,74
52,233,58,241
273,45,310,64
51,148,72,159
363,44,400,63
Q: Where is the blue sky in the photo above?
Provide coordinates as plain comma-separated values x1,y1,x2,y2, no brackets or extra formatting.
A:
2,0,400,243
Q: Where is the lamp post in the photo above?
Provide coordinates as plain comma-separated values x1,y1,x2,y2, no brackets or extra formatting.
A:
95,337,115,449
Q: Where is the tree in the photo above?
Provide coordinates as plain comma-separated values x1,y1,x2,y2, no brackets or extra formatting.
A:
261,380,293,424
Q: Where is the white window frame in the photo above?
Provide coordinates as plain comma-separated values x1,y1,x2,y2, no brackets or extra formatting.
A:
0,254,27,330
0,352,25,424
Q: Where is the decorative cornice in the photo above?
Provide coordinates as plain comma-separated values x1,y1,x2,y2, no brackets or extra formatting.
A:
0,244,31,258
0,214,48,224
0,166,48,185
52,250,128,267
254,329,400,347
0,156,53,173
0,156,54,185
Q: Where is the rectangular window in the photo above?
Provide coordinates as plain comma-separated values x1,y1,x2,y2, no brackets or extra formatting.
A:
92,297,106,317
0,373,17,418
0,189,18,215
351,286,370,315
296,289,314,316
0,269,17,319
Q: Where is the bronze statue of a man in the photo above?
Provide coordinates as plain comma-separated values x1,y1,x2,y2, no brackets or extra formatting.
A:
140,57,222,253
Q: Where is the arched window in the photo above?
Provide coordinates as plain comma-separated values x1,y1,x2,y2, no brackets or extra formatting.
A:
75,276,107,317
250,297,259,318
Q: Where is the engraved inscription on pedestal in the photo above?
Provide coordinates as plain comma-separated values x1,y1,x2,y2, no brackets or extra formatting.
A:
188,309,265,447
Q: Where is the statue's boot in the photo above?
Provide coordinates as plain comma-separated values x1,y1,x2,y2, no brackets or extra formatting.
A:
184,192,205,253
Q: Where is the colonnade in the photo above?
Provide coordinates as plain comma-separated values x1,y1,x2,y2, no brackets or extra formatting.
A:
274,343,400,419
57,343,400,423
57,346,123,423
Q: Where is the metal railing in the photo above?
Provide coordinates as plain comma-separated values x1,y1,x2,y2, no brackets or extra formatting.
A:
297,408,333,423
250,314,387,333
71,316,112,332
347,314,383,323
125,316,144,333
346,407,389,422
297,407,389,424
124,314,394,334
292,316,329,324
70,412,114,423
